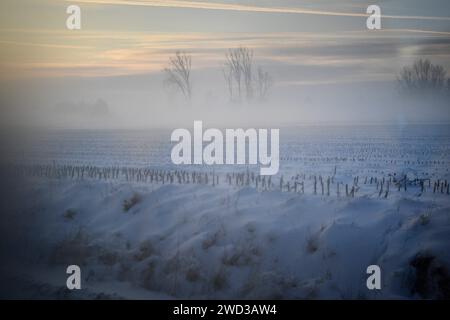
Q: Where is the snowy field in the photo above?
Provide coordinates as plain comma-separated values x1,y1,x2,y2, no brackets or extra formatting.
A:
1,124,450,299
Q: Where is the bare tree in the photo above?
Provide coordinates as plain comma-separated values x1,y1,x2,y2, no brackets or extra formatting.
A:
224,47,254,102
224,48,243,101
222,59,235,101
256,67,273,101
398,59,446,92
164,51,192,101
240,47,254,101
224,46,274,103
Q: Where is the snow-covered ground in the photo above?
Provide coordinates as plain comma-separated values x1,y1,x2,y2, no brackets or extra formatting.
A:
0,124,449,299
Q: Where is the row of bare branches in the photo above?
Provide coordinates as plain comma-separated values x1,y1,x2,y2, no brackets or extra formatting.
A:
224,47,273,102
164,47,272,103
164,52,449,103
397,59,448,93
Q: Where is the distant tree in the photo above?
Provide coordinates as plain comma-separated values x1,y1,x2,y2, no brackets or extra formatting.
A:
397,59,446,93
164,51,192,101
224,47,245,102
222,66,234,101
223,47,272,102
240,48,254,101
256,67,273,101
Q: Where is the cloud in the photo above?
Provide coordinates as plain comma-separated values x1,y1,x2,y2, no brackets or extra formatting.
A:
380,29,450,36
3,29,450,78
0,40,92,50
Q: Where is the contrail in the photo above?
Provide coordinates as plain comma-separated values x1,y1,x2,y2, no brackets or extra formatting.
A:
70,0,450,21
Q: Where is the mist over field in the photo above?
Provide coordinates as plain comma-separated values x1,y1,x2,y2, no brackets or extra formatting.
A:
2,73,450,130
1,1,450,129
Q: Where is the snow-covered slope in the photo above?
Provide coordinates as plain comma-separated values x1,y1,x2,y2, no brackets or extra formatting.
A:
2,176,449,299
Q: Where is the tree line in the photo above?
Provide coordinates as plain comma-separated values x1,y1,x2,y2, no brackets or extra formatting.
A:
163,47,273,103
397,58,450,95
164,52,449,103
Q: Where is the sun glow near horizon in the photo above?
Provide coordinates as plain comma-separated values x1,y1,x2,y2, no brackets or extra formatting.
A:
0,0,449,80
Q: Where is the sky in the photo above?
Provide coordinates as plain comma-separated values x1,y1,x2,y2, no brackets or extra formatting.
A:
0,0,449,127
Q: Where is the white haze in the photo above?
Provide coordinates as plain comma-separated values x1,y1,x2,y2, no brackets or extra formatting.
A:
1,67,449,130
